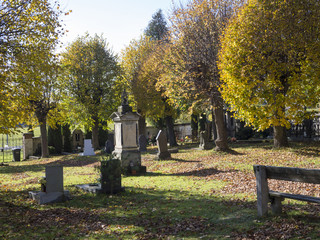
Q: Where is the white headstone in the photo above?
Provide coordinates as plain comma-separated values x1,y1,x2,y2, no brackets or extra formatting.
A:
82,139,95,156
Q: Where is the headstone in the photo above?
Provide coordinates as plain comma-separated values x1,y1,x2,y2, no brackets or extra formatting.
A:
138,135,147,152
100,158,123,194
29,166,70,204
105,140,114,154
46,166,63,193
110,90,146,175
81,139,95,156
156,130,171,160
199,131,211,150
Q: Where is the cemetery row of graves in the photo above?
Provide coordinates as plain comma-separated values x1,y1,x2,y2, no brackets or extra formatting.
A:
1,97,319,239
1,140,319,239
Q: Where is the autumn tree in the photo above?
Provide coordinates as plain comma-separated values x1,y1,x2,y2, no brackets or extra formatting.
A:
219,0,320,147
61,34,120,150
0,0,64,134
160,0,238,151
122,10,178,146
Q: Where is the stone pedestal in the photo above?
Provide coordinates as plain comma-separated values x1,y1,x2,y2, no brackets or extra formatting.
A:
23,133,33,160
110,92,146,175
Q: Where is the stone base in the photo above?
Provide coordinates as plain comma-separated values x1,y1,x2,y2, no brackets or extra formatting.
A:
125,165,147,176
168,148,179,153
157,151,171,160
199,143,213,150
29,191,70,204
112,149,141,168
76,183,125,194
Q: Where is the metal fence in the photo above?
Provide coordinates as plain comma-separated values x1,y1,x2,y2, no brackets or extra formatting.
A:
0,134,23,163
287,117,320,140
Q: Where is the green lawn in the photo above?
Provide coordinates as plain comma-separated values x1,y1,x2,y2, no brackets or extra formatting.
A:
0,142,319,239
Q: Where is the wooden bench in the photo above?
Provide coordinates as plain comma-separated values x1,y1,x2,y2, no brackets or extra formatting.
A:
253,165,320,216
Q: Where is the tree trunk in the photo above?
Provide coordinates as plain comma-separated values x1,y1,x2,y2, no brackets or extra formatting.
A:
165,115,178,147
39,118,49,158
92,119,99,150
213,105,229,151
211,108,217,141
273,126,289,147
138,115,146,137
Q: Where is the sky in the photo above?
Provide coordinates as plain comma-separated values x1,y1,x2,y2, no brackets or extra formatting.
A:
59,0,187,55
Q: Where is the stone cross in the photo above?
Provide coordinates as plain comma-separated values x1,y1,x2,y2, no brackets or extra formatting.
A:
156,130,171,160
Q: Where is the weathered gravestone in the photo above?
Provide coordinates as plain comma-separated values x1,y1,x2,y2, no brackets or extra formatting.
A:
156,130,171,160
76,157,124,194
105,140,114,154
138,135,147,152
199,131,211,150
110,90,146,175
29,166,70,204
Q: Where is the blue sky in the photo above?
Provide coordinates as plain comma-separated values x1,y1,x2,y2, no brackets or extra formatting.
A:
60,0,187,55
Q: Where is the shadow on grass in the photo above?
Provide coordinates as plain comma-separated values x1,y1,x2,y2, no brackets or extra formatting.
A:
0,155,100,174
143,168,236,178
1,184,319,239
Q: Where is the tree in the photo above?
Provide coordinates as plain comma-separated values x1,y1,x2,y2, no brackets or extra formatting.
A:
145,9,168,41
145,9,178,146
0,0,64,134
219,0,320,147
160,0,238,151
61,34,120,149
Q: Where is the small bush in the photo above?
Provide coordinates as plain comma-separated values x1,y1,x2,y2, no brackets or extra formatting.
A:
236,126,254,140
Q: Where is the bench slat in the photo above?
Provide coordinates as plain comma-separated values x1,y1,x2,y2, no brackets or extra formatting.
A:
269,190,320,203
254,165,320,184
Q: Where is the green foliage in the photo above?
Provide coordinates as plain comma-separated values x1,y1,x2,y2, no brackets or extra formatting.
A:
61,34,120,149
48,124,63,154
0,0,64,134
62,124,72,152
145,9,168,41
236,126,254,140
98,125,109,148
219,0,320,131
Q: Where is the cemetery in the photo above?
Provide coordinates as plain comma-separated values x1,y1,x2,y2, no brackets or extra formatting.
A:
1,0,320,239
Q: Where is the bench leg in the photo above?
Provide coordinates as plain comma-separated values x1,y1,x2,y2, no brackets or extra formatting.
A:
255,166,269,217
271,197,283,215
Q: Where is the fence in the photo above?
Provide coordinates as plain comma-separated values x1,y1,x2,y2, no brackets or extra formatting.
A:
0,134,23,163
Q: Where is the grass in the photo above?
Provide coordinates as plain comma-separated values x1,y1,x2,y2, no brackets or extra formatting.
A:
0,141,319,239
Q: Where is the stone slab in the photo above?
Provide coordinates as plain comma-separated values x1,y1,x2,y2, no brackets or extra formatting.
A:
29,191,70,205
76,184,125,194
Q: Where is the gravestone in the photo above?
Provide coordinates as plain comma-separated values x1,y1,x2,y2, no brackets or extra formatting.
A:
29,166,70,204
81,139,95,156
199,131,211,150
105,140,114,154
138,135,147,152
100,158,123,194
156,130,171,160
110,90,146,175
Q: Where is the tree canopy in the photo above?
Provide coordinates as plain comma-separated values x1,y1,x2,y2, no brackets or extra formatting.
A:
158,0,238,150
0,0,63,134
61,34,120,149
219,0,320,147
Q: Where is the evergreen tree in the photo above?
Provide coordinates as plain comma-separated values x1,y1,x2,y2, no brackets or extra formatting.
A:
48,124,63,154
62,124,72,152
145,9,168,41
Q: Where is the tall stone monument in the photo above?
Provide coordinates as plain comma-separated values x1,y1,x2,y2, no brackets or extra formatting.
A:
110,90,146,175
